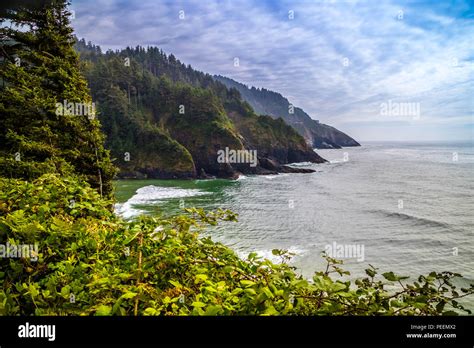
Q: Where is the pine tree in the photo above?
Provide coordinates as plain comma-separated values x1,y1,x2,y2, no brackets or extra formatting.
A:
0,0,116,197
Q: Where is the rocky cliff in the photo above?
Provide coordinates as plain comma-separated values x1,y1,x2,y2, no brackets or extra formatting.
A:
76,40,326,179
214,75,360,149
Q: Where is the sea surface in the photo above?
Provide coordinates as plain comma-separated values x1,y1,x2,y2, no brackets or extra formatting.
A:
115,142,474,305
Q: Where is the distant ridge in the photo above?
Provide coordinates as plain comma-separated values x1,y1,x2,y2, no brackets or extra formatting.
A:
75,40,326,180
214,75,360,149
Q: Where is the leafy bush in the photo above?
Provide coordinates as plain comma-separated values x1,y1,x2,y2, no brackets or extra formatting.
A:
0,175,472,315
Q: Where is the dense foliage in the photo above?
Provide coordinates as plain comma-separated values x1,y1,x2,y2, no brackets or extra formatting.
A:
0,1,116,197
0,174,472,316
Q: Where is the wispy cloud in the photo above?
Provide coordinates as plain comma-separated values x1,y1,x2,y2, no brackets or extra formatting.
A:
71,0,474,141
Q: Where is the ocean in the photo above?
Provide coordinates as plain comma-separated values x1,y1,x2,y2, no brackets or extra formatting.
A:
115,142,474,303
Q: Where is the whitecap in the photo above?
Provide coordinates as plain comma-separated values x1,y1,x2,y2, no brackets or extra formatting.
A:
287,161,313,167
115,185,208,218
114,202,145,219
263,173,289,180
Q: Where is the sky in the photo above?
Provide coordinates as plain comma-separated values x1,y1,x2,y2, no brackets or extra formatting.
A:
70,0,474,142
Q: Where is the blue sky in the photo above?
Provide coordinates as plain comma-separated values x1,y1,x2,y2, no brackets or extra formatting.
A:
71,0,473,141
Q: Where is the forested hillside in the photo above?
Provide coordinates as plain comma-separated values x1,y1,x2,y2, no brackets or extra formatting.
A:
76,40,325,179
214,75,360,149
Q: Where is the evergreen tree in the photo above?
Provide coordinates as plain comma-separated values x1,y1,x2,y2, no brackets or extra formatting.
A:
0,0,116,197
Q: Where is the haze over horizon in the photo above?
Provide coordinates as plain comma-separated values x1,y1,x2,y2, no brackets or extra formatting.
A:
71,0,473,142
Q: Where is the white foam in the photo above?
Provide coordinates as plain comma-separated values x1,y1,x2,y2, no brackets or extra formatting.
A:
236,175,247,181
115,185,208,218
288,161,312,167
329,159,344,164
114,202,145,219
263,173,289,180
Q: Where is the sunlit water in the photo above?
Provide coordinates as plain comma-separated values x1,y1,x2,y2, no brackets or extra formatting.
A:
115,142,474,307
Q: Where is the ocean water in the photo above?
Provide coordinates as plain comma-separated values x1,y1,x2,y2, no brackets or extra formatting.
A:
115,142,474,304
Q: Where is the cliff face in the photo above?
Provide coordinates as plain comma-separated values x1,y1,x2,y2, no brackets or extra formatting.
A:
214,75,360,149
77,40,325,179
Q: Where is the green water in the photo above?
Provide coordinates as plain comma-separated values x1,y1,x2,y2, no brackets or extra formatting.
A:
114,143,474,283
114,178,238,217
114,143,474,310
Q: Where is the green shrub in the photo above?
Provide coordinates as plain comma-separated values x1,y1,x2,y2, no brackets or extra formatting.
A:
0,175,472,315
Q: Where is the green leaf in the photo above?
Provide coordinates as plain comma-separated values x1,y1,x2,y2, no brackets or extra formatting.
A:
262,287,273,299
204,305,222,316
194,274,208,283
332,282,347,292
365,268,376,278
124,231,141,245
60,286,70,297
95,305,112,316
240,280,256,287
169,280,182,288
244,288,257,296
144,307,158,316
222,266,233,273
382,272,398,281
192,301,206,308
263,305,279,315
121,292,137,299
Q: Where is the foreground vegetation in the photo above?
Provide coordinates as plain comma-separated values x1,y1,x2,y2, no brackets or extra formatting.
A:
1,1,472,316
0,174,472,316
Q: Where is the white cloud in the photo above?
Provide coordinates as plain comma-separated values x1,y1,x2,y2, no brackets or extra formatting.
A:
71,0,474,140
